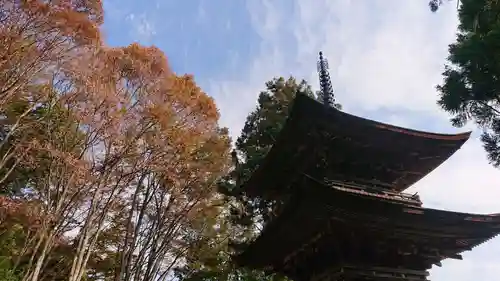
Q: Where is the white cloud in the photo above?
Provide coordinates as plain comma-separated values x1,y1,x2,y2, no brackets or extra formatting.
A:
208,0,500,280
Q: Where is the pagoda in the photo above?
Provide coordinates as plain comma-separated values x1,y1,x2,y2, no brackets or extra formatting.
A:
233,52,500,281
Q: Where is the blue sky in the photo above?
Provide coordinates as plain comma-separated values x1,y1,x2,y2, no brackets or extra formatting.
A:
102,0,500,280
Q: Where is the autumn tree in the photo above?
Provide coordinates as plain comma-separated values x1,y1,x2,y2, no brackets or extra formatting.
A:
99,47,231,281
37,43,230,281
436,0,500,167
0,196,43,280
0,0,103,193
0,196,81,281
0,43,230,281
0,1,104,280
1,2,232,281
0,0,102,107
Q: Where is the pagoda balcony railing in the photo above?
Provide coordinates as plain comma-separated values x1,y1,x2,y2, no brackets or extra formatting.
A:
311,265,430,281
323,178,423,207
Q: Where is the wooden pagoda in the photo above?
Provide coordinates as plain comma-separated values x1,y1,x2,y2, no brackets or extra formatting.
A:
233,53,500,281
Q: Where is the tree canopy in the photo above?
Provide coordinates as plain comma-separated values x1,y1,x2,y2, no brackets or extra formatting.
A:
437,0,500,166
221,77,316,228
0,1,231,281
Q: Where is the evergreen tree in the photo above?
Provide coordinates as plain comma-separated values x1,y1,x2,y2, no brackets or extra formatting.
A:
177,77,323,281
220,77,316,231
437,0,500,166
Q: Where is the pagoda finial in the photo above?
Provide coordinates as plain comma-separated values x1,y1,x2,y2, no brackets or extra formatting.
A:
317,51,335,107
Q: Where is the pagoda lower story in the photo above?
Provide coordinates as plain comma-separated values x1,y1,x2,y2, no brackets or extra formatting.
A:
233,93,500,281
236,174,500,281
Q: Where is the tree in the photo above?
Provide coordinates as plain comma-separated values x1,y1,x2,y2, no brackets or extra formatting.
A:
222,77,315,227
437,0,500,167
178,77,327,281
1,2,234,281
0,0,102,195
91,45,231,281
0,2,103,280
0,196,42,280
31,43,231,281
0,43,231,280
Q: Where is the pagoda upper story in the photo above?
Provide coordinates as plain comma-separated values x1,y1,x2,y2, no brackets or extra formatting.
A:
243,93,471,200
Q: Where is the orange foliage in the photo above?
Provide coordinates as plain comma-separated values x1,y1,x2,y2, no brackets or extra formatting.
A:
0,1,231,280
18,40,231,281
0,0,103,107
60,43,231,281
0,196,43,231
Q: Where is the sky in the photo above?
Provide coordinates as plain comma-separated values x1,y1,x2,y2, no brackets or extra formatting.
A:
101,0,500,280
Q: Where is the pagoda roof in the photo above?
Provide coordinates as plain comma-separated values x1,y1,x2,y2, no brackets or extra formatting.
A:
235,175,500,278
243,94,471,196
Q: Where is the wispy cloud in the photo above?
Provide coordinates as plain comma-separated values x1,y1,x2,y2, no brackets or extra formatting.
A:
209,0,461,136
